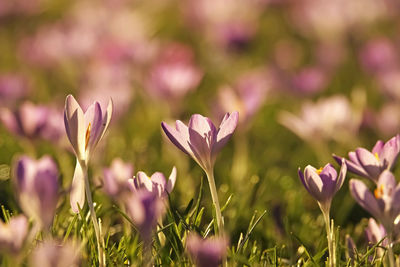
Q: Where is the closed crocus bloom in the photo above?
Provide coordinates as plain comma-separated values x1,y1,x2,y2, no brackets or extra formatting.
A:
334,135,400,183
64,94,112,213
103,158,134,197
131,167,176,198
0,215,28,254
0,101,48,138
161,112,238,173
186,233,228,267
15,155,59,229
124,189,165,243
298,161,347,211
350,171,400,231
30,240,80,267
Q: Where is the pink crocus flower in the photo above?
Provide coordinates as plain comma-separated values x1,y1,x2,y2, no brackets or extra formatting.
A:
103,158,134,198
186,233,228,267
64,94,113,213
131,167,177,198
161,112,239,173
0,215,28,254
14,156,59,229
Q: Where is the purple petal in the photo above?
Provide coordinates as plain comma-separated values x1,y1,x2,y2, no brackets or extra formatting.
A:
83,102,103,154
212,111,239,156
356,148,381,179
334,159,347,194
64,95,85,159
380,135,400,170
303,165,325,202
136,172,153,192
70,160,85,213
349,179,382,220
161,120,193,156
98,99,113,143
372,140,384,155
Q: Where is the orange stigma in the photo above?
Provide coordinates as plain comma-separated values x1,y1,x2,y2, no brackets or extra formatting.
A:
85,123,91,151
374,184,384,199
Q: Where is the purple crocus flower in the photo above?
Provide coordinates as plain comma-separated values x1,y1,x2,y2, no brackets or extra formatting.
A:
0,215,28,254
0,101,48,139
334,134,400,183
298,161,347,211
161,112,239,173
14,155,58,229
131,167,177,198
30,240,80,267
366,218,387,247
186,233,228,267
103,158,134,198
64,94,113,213
124,189,165,243
349,171,400,231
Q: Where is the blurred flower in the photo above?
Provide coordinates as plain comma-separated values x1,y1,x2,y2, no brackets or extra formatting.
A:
298,161,346,212
345,235,356,263
290,67,328,94
0,101,48,139
40,108,65,143
30,240,80,267
365,218,387,248
0,0,40,17
278,95,361,143
214,69,271,125
64,95,113,213
124,189,165,243
186,233,228,267
14,155,59,229
103,158,134,198
145,43,203,101
0,73,30,105
375,102,400,137
184,0,262,50
359,38,398,74
0,215,28,254
333,134,400,183
131,167,177,198
376,70,400,100
162,112,238,173
350,171,400,231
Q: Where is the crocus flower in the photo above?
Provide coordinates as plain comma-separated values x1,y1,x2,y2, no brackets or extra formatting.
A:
186,233,228,267
124,189,165,244
345,235,356,264
0,215,28,254
14,155,59,229
349,171,400,231
0,102,48,139
30,240,80,267
64,94,112,213
365,218,387,247
161,112,239,173
103,158,134,198
334,134,400,183
0,73,30,105
131,167,177,198
298,161,347,211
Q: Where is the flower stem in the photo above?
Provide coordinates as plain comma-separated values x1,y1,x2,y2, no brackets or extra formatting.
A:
387,233,395,267
321,206,335,267
206,170,224,235
82,162,106,267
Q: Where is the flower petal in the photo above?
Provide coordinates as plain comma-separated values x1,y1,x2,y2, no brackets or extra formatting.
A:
356,148,381,179
70,160,85,213
304,165,324,201
83,102,103,155
380,134,400,170
136,172,153,192
349,179,382,219
334,159,347,194
166,166,177,193
64,95,86,160
161,120,193,156
212,111,239,156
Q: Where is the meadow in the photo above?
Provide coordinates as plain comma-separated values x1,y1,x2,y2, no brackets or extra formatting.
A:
0,0,400,266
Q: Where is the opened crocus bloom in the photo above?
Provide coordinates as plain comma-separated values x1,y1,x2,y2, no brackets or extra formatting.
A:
131,167,177,198
298,160,347,211
64,95,112,213
15,155,59,229
334,134,400,183
161,112,238,173
350,170,400,231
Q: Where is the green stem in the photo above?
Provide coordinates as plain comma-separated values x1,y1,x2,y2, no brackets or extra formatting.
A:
387,233,395,267
81,162,106,267
205,170,224,235
321,205,335,267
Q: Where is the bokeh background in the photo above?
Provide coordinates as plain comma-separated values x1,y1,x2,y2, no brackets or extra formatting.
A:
1,0,400,264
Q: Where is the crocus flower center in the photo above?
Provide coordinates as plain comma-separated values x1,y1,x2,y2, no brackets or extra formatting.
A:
85,123,91,151
374,152,380,162
316,167,323,175
374,184,384,199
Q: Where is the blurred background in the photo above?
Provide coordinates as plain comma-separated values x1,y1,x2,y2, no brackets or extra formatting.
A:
1,0,400,261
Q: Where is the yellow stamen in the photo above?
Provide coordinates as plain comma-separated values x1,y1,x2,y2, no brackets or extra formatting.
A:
85,123,91,151
374,184,384,199
316,167,323,175
374,152,380,162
